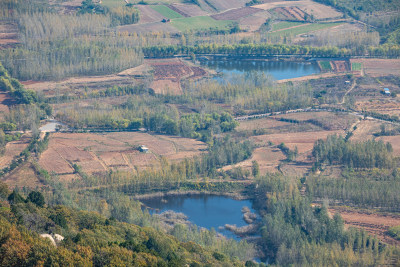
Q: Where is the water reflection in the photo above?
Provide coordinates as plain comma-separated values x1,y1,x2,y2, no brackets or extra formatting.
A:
200,59,320,80
141,194,256,239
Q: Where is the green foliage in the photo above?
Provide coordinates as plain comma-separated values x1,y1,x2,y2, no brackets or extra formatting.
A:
245,0,262,7
388,225,400,240
7,190,25,204
27,191,45,207
307,169,400,211
352,62,362,71
312,134,394,169
143,43,400,58
255,173,394,265
150,5,183,19
319,61,332,71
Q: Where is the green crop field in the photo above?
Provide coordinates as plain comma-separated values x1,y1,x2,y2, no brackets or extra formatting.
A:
352,62,362,71
267,22,344,38
170,16,234,32
150,5,183,19
319,61,332,71
101,0,126,8
272,21,305,31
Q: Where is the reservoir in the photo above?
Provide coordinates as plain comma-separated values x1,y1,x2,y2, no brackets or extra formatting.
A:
141,194,256,239
199,59,320,80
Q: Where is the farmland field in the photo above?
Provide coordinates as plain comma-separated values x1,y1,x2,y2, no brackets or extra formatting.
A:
266,22,344,37
150,5,184,19
170,16,234,31
319,61,332,71
272,21,305,31
211,7,262,21
254,0,343,20
352,62,362,71
168,3,208,17
38,132,207,176
350,58,400,77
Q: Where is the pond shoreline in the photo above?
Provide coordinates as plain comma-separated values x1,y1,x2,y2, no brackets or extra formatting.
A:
133,189,250,201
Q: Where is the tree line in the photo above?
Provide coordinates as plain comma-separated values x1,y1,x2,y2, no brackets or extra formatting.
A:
143,43,400,58
254,172,400,265
312,134,394,169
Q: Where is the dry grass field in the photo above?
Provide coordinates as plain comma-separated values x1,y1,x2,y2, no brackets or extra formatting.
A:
222,146,286,174
0,135,31,169
2,162,43,189
329,207,400,246
38,132,207,177
350,58,400,77
250,130,344,154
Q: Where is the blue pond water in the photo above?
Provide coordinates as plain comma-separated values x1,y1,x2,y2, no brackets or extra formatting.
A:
200,59,320,80
141,194,256,239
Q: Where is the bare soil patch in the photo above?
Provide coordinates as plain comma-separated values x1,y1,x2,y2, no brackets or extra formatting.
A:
211,7,262,20
350,58,400,77
169,3,208,17
39,132,206,176
146,58,208,95
237,117,292,132
254,0,342,20
329,207,400,246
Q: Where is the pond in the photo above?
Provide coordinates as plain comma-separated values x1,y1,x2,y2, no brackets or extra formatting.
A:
199,58,320,80
141,194,256,239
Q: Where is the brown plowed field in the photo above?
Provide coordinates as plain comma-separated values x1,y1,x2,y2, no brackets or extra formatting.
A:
254,0,342,20
211,7,262,20
167,4,189,17
147,59,208,94
331,60,348,72
350,58,400,77
329,207,400,246
169,3,208,17
274,7,305,21
39,132,207,176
